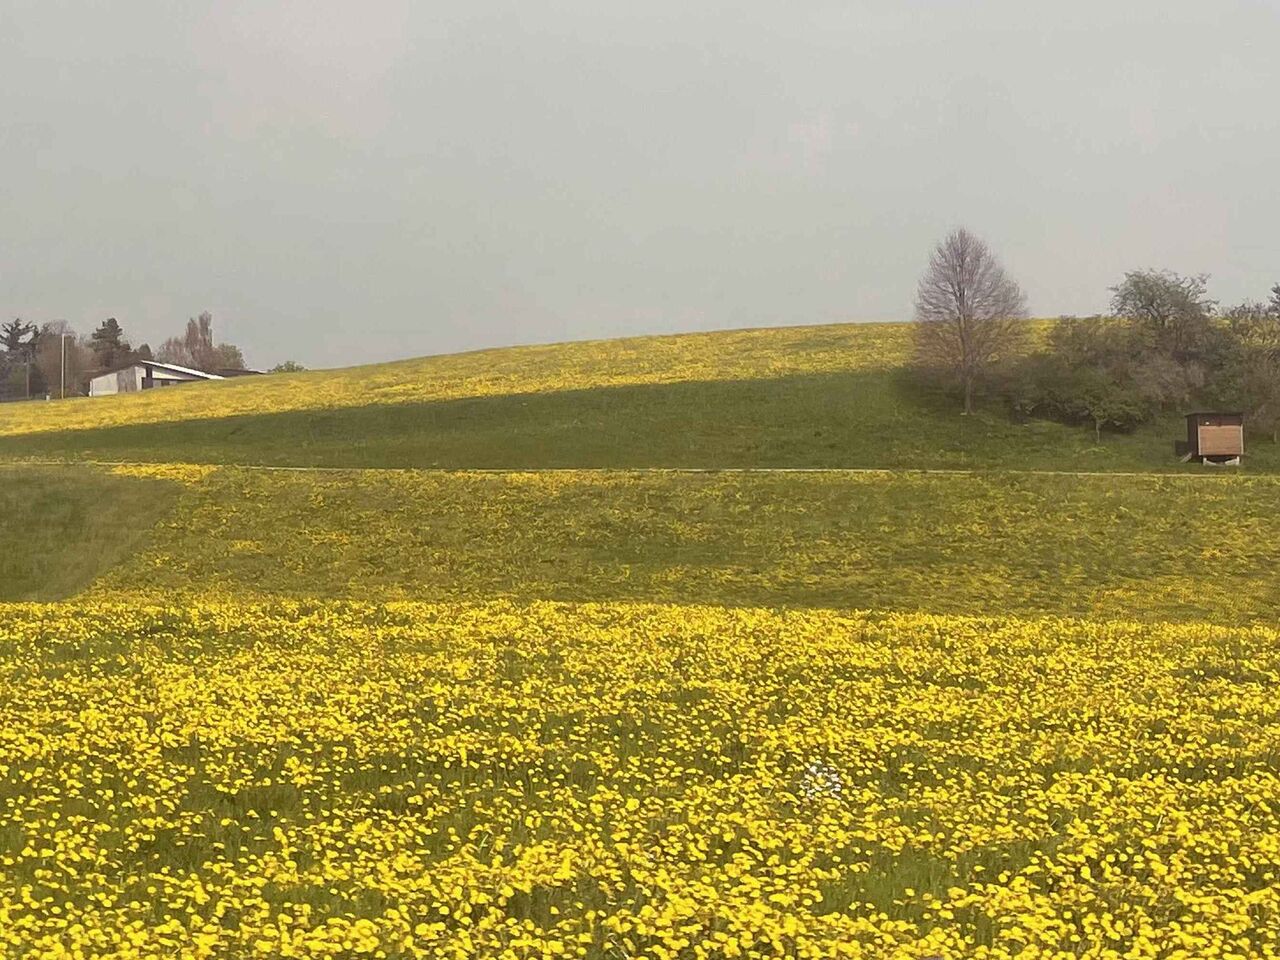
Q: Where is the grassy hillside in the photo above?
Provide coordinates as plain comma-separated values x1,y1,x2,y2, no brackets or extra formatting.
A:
3,321,1270,471
0,323,909,438
3,371,1254,471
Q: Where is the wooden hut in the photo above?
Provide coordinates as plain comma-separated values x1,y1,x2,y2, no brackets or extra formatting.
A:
1183,412,1244,464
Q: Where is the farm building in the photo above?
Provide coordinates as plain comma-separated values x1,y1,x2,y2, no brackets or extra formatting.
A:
87,360,224,397
1183,412,1244,464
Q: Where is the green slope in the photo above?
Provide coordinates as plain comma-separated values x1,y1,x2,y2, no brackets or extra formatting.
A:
0,322,1273,470
5,320,1277,616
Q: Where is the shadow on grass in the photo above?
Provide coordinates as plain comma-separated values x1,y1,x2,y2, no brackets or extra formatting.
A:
0,466,183,600
0,370,1195,472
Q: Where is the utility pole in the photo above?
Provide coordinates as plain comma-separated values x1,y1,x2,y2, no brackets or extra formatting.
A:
61,334,67,399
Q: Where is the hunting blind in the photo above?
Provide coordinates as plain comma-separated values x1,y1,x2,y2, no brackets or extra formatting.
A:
1182,412,1244,464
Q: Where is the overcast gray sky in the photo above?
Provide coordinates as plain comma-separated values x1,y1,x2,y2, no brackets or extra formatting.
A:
2,1,1277,369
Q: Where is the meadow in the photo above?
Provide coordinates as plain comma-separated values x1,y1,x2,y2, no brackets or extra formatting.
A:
4,321,1278,472
77,465,1280,623
2,321,1279,958
0,324,912,441
2,601,1277,959
0,464,180,601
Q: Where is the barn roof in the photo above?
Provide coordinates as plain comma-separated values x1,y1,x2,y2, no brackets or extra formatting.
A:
91,360,224,380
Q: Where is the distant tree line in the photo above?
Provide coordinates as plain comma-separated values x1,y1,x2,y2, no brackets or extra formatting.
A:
914,228,1280,441
0,313,301,401
0,316,153,401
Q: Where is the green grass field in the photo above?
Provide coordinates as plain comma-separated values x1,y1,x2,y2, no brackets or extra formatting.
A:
3,372,1252,471
3,321,1279,615
0,464,180,601
1,460,1276,624
2,321,1275,471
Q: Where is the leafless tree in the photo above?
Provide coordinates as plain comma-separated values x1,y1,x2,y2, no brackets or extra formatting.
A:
157,334,194,367
156,311,247,371
914,227,1027,414
34,321,92,398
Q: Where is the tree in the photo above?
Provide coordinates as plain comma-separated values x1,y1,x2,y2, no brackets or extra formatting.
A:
185,312,216,370
1109,270,1217,362
1218,300,1280,441
270,361,306,373
156,311,246,372
1,318,36,357
913,227,1027,414
1224,300,1280,353
1228,351,1280,442
0,319,39,399
158,313,214,369
1074,368,1152,442
212,343,246,370
1006,316,1186,439
34,321,91,398
89,317,132,370
156,335,192,367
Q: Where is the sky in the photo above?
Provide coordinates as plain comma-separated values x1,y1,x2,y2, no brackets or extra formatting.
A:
1,1,1277,369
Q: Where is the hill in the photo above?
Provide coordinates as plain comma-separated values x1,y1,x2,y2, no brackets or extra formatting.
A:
4,320,1280,610
4,323,1280,958
0,323,908,438
2,321,1271,470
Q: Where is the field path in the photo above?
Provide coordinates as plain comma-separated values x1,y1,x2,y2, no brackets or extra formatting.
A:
1,456,1258,481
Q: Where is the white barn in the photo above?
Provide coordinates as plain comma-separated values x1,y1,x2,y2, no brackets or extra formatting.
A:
88,360,224,397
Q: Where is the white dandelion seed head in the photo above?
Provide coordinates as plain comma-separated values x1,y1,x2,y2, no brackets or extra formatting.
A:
799,760,845,800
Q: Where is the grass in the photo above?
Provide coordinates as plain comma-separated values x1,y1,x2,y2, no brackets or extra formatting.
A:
71,465,1280,623
6,369,1273,472
0,465,182,600
3,320,1272,472
0,322,912,440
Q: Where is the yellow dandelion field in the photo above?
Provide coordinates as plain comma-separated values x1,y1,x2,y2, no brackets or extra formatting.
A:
0,316,1275,959
0,600,1278,959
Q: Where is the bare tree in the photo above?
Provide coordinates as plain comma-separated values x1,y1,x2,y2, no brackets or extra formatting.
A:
156,311,247,372
914,227,1028,414
34,321,91,398
183,312,217,371
156,335,192,367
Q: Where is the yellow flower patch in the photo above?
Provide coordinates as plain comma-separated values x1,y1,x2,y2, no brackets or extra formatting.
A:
0,600,1276,958
107,462,220,484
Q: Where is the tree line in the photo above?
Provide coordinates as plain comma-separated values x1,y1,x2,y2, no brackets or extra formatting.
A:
0,313,302,401
914,228,1280,441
